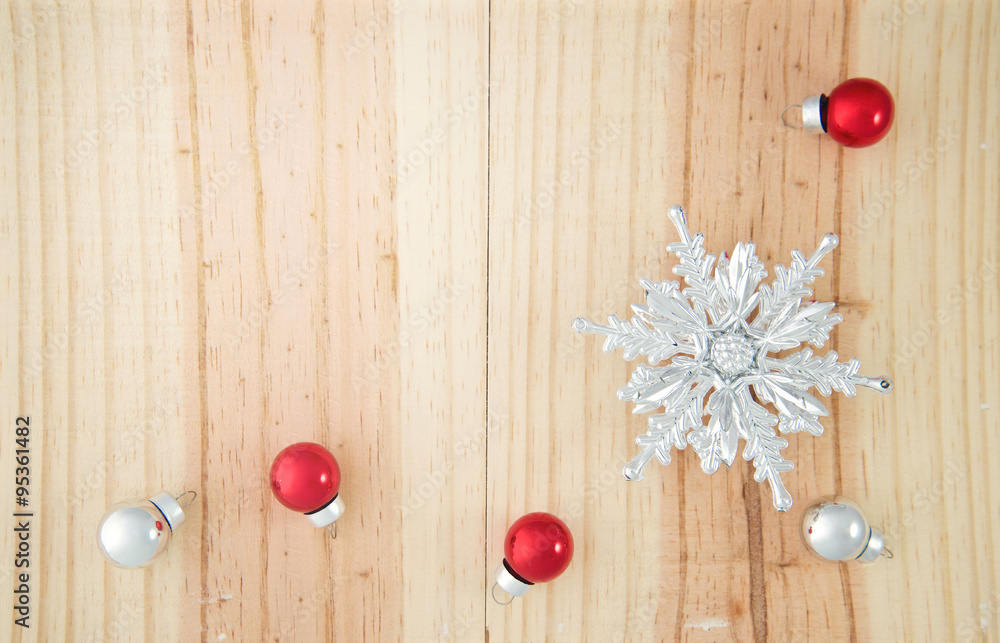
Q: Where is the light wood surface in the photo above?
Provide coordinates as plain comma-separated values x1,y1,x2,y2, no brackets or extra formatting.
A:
1,1,997,641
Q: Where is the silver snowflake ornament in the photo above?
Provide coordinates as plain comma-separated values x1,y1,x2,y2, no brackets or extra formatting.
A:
573,206,892,511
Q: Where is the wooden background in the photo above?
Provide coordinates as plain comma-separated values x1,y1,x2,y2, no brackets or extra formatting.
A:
1,0,997,641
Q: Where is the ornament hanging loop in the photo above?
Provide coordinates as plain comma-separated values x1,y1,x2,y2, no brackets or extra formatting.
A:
176,490,197,508
781,104,804,129
327,523,337,539
881,547,894,560
491,583,515,606
853,375,894,394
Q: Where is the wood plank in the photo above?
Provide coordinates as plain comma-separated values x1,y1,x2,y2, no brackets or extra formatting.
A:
487,1,997,642
1,0,488,641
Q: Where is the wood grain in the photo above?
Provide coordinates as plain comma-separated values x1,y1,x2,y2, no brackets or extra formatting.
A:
0,0,997,641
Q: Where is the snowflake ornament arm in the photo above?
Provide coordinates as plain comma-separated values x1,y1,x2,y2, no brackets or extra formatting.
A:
573,205,892,511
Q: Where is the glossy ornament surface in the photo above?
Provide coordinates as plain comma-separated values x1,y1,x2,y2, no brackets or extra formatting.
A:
825,78,895,147
800,496,892,563
270,442,341,511
504,512,574,582
270,442,345,531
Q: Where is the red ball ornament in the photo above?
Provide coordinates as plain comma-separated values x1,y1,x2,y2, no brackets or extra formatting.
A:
270,442,345,535
785,78,894,148
492,512,574,604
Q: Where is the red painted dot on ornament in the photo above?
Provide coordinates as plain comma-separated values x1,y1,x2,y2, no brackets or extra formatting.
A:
269,442,341,513
503,512,574,584
155,520,163,532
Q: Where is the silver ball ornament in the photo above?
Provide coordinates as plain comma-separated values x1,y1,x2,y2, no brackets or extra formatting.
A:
800,496,892,563
97,490,196,569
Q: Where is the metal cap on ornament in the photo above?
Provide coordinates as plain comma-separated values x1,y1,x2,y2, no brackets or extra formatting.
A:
149,491,187,530
493,560,533,602
305,494,346,529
